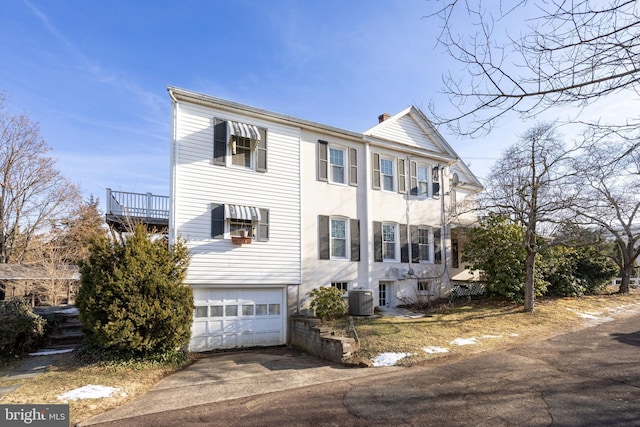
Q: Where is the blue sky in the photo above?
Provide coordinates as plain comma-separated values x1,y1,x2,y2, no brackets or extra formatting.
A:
2,1,632,209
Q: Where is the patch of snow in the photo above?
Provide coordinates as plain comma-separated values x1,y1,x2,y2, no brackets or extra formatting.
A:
422,346,449,354
29,348,74,356
371,352,412,367
450,337,477,346
56,385,123,401
480,335,502,339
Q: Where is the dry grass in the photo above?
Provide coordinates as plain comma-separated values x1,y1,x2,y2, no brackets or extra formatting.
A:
0,351,191,426
352,286,640,366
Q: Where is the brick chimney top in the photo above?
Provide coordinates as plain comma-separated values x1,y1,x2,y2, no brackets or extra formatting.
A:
378,113,391,123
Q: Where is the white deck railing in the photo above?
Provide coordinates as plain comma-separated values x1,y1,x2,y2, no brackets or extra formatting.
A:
106,188,169,220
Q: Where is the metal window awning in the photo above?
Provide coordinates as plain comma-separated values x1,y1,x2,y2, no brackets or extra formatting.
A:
228,121,261,143
225,204,261,221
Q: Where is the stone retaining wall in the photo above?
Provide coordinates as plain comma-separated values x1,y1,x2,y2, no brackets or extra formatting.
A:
290,316,359,364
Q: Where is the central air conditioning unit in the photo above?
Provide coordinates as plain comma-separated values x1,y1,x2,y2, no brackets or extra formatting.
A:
348,289,374,316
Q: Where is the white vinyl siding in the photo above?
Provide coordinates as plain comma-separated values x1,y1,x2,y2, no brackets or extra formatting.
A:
172,102,301,285
372,115,440,152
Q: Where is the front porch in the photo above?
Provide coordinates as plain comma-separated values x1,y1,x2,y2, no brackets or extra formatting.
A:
105,188,169,232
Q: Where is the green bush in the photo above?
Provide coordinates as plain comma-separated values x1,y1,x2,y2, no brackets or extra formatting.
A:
0,297,46,358
542,246,618,296
309,286,347,320
76,224,193,358
461,215,546,302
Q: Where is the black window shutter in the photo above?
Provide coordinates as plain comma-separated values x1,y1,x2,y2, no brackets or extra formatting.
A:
410,161,418,196
372,153,381,190
256,128,267,173
411,225,419,263
349,147,358,186
350,218,360,261
258,208,269,241
398,158,406,194
213,119,227,166
400,224,409,263
319,215,330,259
373,221,382,262
211,204,225,238
318,140,328,182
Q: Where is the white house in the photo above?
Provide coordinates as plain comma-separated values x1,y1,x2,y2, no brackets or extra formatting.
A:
168,87,483,352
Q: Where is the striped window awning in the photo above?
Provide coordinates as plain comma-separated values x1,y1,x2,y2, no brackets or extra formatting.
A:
225,204,261,221
228,121,261,143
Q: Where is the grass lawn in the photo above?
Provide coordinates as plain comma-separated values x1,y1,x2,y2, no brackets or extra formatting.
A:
351,286,640,366
1,286,639,425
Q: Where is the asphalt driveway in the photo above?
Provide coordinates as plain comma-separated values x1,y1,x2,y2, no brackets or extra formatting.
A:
81,310,640,427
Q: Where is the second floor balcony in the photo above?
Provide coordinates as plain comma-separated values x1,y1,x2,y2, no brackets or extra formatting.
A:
105,188,169,232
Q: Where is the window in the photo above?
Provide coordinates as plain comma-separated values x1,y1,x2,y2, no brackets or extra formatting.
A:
382,223,397,261
230,218,255,238
329,147,346,183
417,280,430,294
418,227,430,261
211,204,269,241
380,158,394,191
332,281,348,292
319,216,360,261
418,166,429,197
213,118,267,172
432,166,441,196
318,141,358,186
231,135,252,168
330,218,347,258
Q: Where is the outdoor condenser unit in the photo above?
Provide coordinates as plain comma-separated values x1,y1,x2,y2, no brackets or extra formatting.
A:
348,289,374,316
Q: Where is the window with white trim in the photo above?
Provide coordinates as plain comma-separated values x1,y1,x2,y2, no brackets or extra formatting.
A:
418,226,430,262
329,147,346,184
380,158,394,191
331,218,348,259
231,135,252,168
213,118,267,172
382,223,397,261
417,165,429,197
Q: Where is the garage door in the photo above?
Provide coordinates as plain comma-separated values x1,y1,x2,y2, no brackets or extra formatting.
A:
190,288,285,351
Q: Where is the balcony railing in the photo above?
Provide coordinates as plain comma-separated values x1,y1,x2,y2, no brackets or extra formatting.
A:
106,188,169,231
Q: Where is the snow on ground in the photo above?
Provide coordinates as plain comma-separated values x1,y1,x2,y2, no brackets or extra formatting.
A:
56,385,124,401
29,348,74,356
422,346,449,354
371,352,412,366
450,337,478,346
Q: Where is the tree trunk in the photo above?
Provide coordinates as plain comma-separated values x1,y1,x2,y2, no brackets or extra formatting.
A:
619,261,633,294
524,249,536,312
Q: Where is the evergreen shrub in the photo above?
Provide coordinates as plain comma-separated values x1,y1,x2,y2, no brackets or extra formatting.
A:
76,224,193,358
0,297,46,358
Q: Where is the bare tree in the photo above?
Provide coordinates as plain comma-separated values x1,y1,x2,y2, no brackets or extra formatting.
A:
570,134,640,294
482,123,577,311
428,1,640,136
0,93,81,263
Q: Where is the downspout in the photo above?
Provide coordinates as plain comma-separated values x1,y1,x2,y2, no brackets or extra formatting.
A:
168,88,179,245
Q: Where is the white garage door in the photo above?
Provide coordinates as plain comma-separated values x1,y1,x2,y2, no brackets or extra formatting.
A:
190,288,285,351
